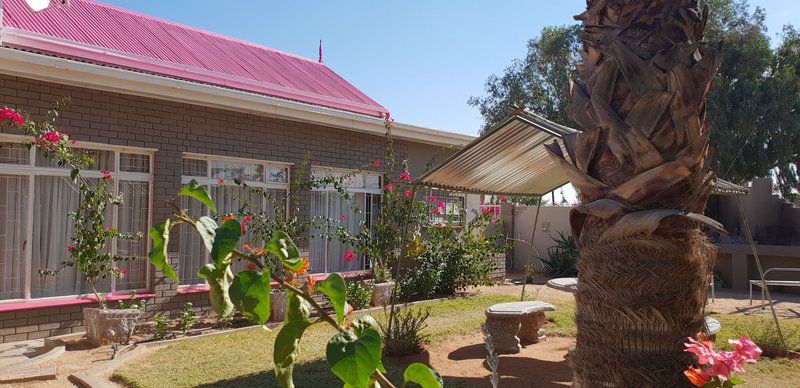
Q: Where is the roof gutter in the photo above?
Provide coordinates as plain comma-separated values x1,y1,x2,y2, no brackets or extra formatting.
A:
0,47,474,147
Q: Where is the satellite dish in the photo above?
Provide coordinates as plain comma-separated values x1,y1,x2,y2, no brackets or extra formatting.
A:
25,0,53,12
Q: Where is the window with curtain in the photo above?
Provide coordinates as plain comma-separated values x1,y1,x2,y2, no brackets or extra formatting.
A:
0,139,153,301
309,169,381,274
178,156,289,285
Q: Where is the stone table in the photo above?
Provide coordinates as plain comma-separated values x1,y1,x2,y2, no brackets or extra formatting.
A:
485,301,556,354
546,277,579,293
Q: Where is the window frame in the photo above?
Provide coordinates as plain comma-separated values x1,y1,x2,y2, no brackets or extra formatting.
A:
0,134,155,303
178,153,292,286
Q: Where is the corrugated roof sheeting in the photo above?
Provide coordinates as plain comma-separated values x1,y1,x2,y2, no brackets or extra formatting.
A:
0,0,387,117
416,112,576,196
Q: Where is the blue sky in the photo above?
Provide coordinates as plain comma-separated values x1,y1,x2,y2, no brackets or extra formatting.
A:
101,0,797,137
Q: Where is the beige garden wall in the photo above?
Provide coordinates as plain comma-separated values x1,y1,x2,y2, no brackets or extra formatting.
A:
501,203,573,272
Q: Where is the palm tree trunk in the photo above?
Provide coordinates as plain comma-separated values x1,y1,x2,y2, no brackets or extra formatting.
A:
547,0,722,385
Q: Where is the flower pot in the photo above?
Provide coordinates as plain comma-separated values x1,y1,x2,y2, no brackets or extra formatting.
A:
270,291,288,322
83,308,141,346
371,281,396,307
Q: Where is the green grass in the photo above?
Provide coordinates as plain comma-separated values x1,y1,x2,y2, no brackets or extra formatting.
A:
113,295,800,387
113,294,518,388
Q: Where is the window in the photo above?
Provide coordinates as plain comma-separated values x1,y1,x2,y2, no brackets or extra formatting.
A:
0,137,153,301
178,155,290,285
309,169,381,274
429,189,465,224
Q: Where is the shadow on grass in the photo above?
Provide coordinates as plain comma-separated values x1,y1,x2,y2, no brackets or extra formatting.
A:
195,359,337,388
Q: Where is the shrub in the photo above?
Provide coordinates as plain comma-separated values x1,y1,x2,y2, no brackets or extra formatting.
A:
177,303,197,334
153,315,169,340
345,280,373,310
379,306,430,356
537,232,579,278
398,267,439,301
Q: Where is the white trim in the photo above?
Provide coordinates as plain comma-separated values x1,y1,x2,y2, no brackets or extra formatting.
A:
0,48,475,147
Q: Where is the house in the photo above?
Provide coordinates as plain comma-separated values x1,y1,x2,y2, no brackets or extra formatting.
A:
0,0,476,343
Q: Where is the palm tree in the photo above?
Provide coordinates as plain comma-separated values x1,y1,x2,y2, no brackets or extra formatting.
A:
546,0,723,385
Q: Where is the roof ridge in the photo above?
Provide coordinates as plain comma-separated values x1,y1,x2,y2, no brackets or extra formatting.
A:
78,0,324,66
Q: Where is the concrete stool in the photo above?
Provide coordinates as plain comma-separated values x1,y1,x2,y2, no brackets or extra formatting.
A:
485,301,556,354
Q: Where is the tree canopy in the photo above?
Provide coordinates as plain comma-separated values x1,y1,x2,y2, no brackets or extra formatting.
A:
469,0,800,202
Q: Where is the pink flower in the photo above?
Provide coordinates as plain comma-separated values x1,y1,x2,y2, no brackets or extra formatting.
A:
433,208,442,216
343,250,356,262
43,131,61,143
0,108,25,126
482,207,491,215
71,140,77,145
240,222,247,235
399,172,411,183
100,169,113,180
217,178,225,184
67,245,75,252
706,350,745,380
122,269,129,275
373,160,381,168
404,190,413,198
684,336,717,366
499,195,508,201
105,226,115,232
340,215,348,220
428,195,436,202
729,337,762,363
384,183,395,191
243,216,253,223
437,201,445,209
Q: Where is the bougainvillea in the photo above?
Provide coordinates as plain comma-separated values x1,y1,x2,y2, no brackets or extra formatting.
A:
683,333,762,386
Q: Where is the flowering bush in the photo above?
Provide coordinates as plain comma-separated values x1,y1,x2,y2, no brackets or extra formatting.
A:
4,102,141,308
683,333,762,386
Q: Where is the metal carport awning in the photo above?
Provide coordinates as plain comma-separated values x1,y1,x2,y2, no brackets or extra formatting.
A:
415,110,748,197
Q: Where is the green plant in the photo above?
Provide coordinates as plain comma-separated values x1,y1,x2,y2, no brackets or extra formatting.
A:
731,320,797,358
378,306,430,357
153,315,169,340
115,291,146,311
398,267,439,302
177,302,197,334
346,280,373,310
537,232,579,278
148,180,442,388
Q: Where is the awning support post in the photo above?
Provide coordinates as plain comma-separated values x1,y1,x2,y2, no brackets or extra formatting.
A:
520,195,543,301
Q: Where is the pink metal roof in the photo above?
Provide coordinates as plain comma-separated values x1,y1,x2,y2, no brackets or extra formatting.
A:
0,0,388,117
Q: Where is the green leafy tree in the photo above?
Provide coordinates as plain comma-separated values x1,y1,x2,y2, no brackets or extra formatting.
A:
471,0,800,202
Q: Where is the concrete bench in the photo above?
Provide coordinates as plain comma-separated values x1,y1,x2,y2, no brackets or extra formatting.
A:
484,301,555,354
749,268,800,309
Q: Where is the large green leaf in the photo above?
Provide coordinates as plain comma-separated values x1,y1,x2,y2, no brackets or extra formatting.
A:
147,219,177,282
274,292,312,388
351,315,380,337
211,219,241,266
326,328,382,388
230,270,271,325
317,273,346,325
199,263,234,319
195,216,218,253
266,231,302,270
178,179,216,213
403,363,443,388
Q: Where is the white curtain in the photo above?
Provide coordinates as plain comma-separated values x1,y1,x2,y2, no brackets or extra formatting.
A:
31,177,110,298
178,195,208,285
0,175,27,300
309,191,365,274
115,181,149,291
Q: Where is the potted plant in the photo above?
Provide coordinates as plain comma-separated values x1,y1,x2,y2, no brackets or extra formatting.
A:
19,106,143,346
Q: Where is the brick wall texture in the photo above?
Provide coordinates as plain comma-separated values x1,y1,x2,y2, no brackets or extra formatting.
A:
0,73,435,343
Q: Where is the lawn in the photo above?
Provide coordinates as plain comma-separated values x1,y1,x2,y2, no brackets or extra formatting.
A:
113,293,800,387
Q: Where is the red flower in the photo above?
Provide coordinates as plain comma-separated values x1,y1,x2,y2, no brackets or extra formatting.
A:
384,183,395,191
437,201,445,209
71,140,77,145
67,245,75,252
399,172,411,183
344,250,356,262
404,190,413,198
243,216,253,223
499,195,508,201
217,178,225,184
434,208,442,216
684,368,711,387
43,131,61,143
340,215,348,220
373,160,381,168
0,108,25,126
100,169,113,180
240,222,247,235
122,270,129,275
105,226,114,232
428,195,436,202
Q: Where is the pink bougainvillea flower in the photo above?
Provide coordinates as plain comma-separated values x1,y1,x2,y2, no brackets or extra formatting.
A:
122,270,129,275
243,215,253,223
340,215,348,220
0,108,25,126
399,172,411,182
373,160,381,168
684,335,717,366
240,222,247,235
404,190,413,198
684,367,712,387
384,183,395,191
71,140,77,145
428,195,436,202
433,208,442,216
343,250,356,262
217,178,225,184
729,337,762,363
67,245,75,252
499,195,508,201
706,350,746,381
482,207,491,215
43,131,62,143
437,201,445,209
